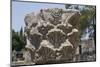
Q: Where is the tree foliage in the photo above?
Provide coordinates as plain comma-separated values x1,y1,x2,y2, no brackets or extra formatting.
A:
65,4,96,35
12,27,26,51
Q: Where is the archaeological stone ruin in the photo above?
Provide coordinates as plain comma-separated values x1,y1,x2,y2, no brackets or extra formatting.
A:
24,8,80,64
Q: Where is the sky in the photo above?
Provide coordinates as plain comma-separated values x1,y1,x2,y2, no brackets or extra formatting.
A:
12,1,66,32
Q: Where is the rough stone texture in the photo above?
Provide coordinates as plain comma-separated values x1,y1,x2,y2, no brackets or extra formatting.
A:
24,8,80,64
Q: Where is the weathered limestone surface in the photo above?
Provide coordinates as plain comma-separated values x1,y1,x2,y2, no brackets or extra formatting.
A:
24,8,80,64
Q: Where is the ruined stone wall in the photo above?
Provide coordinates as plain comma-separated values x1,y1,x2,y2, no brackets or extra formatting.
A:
24,8,80,64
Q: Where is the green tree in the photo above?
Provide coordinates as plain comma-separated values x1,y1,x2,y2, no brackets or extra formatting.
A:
12,28,26,51
20,27,23,37
65,5,96,35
